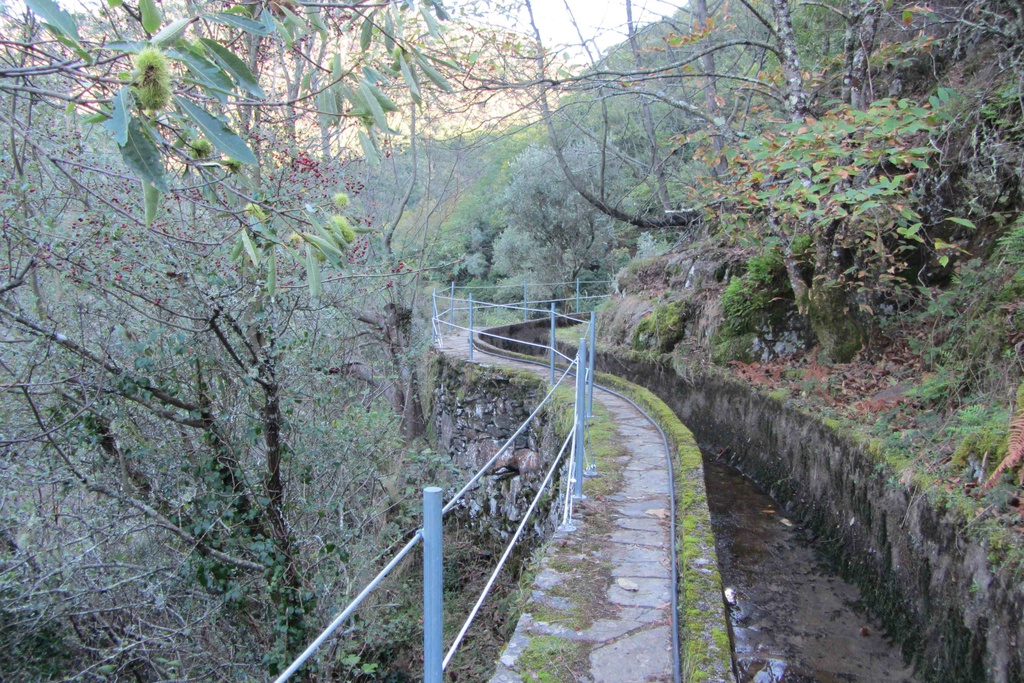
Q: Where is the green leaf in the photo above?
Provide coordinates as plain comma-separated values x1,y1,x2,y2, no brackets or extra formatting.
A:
277,6,307,46
420,4,439,37
143,180,161,226
383,13,395,51
317,87,340,128
198,38,265,98
305,244,322,297
413,52,452,92
364,79,398,113
139,0,162,34
945,216,976,229
240,228,260,266
120,118,167,191
103,87,131,146
175,96,256,164
24,0,80,43
152,17,193,46
301,232,343,265
360,13,374,51
168,47,235,98
266,249,277,296
206,11,274,36
398,54,421,104
307,8,327,39
359,81,389,130
358,129,380,165
105,40,147,53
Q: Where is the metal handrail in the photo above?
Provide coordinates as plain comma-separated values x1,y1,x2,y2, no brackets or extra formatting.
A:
272,531,424,683
452,279,614,290
276,288,599,682
442,429,575,669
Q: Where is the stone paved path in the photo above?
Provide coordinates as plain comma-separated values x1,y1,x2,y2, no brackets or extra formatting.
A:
437,330,677,683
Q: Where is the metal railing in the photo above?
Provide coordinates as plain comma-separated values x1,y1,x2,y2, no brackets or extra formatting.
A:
274,287,604,683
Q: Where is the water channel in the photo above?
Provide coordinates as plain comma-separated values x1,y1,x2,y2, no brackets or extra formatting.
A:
703,457,919,683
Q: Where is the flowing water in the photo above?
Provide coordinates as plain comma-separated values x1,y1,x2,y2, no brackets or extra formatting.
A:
704,457,920,683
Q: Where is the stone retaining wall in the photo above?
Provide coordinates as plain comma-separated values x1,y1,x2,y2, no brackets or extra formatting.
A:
421,352,573,547
476,318,1024,682
594,351,1023,683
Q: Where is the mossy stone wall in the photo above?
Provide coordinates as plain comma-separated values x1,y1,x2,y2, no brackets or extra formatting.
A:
592,350,1024,683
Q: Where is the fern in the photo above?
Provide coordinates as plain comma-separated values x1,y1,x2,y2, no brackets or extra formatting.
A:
985,405,1024,488
997,215,1024,267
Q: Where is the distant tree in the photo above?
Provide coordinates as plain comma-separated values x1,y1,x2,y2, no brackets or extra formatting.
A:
493,143,617,287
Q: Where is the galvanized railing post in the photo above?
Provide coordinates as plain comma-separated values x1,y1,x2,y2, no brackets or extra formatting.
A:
523,281,528,322
468,293,474,361
449,281,455,330
549,301,556,385
573,337,587,500
423,487,443,683
431,289,437,344
575,279,580,312
587,311,596,417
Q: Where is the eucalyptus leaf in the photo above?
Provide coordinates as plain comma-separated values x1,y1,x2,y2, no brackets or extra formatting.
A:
175,96,256,165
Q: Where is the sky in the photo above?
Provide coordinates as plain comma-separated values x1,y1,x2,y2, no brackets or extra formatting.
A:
531,0,684,53
453,0,686,62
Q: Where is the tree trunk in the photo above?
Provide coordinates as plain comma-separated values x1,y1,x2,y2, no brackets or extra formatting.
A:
694,0,727,173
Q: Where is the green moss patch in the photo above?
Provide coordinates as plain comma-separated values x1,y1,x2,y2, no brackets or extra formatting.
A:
517,635,588,683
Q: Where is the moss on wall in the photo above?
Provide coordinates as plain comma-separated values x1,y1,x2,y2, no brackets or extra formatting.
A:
593,372,733,683
632,299,692,353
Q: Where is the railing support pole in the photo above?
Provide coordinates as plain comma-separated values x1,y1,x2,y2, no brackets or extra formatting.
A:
549,301,556,385
587,311,596,418
575,279,580,313
523,281,528,322
431,289,437,344
449,282,455,330
423,487,443,683
574,337,587,500
468,293,474,361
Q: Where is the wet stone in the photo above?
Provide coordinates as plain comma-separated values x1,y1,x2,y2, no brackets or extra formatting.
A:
615,517,664,532
590,627,674,682
607,577,671,608
609,529,666,547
